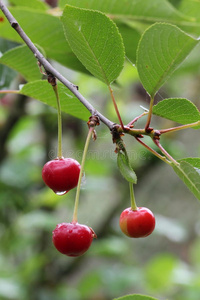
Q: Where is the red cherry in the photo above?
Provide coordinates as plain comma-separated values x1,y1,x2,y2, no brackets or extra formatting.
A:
42,158,81,195
52,222,96,257
119,207,155,238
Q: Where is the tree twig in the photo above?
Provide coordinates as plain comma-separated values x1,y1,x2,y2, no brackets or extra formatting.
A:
0,0,114,130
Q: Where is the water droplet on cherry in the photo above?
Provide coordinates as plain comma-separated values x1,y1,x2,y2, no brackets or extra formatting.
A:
55,190,68,196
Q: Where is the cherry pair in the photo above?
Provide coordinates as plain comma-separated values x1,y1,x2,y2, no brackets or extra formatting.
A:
42,157,96,257
53,206,155,258
52,206,155,257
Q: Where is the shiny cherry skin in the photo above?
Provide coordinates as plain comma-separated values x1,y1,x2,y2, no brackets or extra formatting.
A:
119,207,155,238
52,222,96,257
42,158,81,194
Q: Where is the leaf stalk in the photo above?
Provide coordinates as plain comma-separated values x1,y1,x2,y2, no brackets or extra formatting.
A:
159,120,200,134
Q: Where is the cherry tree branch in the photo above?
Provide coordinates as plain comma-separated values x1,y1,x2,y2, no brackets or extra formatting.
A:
0,1,187,169
0,1,114,130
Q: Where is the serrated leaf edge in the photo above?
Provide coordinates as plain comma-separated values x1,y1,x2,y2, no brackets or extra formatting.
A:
136,22,199,97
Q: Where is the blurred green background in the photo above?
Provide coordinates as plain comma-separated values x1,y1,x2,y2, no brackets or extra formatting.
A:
1,1,200,300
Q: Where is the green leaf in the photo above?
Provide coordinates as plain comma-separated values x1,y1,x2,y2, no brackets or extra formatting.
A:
0,39,17,92
0,44,44,82
178,158,200,176
179,158,200,169
61,5,125,84
19,80,90,121
172,160,200,200
0,7,87,73
60,0,200,36
8,0,48,10
114,294,158,300
59,0,191,25
153,98,200,128
117,152,137,184
136,23,199,97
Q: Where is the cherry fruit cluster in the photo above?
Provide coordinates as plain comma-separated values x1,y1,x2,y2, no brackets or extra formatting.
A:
42,156,156,257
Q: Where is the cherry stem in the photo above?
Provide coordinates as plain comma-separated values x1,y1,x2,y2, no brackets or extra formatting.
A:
135,137,171,165
52,84,63,159
153,139,178,165
72,127,94,223
129,182,137,211
0,90,19,94
159,120,200,134
145,96,154,131
108,85,124,130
